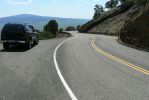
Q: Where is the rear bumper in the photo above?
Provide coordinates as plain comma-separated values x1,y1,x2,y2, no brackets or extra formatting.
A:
1,40,26,43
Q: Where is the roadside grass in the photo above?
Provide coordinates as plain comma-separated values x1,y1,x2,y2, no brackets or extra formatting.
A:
38,31,56,40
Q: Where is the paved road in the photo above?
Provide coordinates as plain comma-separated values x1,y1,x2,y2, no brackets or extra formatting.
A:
0,38,70,100
0,31,149,100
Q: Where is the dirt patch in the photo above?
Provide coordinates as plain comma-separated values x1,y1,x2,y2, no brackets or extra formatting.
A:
56,32,72,38
88,5,142,35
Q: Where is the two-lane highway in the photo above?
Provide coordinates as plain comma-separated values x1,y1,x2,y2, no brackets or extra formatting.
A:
56,31,149,100
0,31,149,100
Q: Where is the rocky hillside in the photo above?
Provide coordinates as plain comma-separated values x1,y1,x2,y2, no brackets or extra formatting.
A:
120,2,149,49
80,0,149,49
79,5,131,34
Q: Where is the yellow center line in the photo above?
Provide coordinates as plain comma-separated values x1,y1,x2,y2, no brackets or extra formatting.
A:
91,38,149,75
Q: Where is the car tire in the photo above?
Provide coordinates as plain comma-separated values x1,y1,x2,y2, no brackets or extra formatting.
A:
3,42,9,49
26,41,32,49
33,36,39,45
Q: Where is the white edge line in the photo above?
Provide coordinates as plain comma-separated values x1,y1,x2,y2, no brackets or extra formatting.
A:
53,37,78,100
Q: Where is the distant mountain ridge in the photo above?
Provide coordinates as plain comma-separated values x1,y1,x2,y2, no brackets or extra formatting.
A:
0,14,89,31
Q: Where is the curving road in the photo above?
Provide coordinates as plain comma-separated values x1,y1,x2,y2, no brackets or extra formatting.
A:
0,31,149,100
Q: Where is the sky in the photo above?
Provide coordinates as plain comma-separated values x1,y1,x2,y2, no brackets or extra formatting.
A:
0,0,107,19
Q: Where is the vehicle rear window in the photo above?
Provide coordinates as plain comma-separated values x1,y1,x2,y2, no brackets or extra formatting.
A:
2,24,24,33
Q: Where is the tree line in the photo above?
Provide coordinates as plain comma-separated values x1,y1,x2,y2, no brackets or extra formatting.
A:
43,20,81,33
93,0,147,19
38,20,81,39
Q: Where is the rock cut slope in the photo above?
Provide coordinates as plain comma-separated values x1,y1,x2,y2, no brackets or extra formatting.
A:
80,1,149,49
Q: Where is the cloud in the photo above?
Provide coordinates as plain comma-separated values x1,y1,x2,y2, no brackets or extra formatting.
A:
9,0,33,5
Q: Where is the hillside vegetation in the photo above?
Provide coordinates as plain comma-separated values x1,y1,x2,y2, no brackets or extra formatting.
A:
80,0,149,49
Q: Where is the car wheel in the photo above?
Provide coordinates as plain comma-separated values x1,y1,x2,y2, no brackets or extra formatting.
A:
26,41,32,49
36,37,39,44
33,36,39,45
3,42,9,49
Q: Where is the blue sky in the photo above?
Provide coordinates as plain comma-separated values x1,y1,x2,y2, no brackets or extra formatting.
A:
0,0,107,19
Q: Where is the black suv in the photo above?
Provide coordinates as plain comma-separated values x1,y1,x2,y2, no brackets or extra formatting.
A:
1,23,39,49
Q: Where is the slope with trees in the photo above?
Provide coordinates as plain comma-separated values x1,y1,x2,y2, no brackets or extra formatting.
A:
93,5,105,19
80,0,149,49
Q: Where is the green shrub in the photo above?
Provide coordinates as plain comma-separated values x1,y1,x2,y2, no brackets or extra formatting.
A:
124,0,136,7
44,20,58,35
136,0,147,5
65,26,75,31
105,0,119,9
38,31,56,40
58,28,63,33
123,0,147,6
93,5,105,19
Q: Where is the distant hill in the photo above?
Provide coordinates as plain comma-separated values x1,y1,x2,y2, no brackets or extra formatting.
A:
0,14,89,31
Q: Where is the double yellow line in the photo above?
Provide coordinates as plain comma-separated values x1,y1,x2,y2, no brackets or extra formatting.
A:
91,37,149,75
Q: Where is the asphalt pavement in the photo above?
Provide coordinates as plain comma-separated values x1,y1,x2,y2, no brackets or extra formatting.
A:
0,31,149,100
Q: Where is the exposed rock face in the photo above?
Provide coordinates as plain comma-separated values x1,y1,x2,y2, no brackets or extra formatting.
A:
120,3,149,48
80,5,131,33
88,9,128,35
80,1,149,49
88,4,147,35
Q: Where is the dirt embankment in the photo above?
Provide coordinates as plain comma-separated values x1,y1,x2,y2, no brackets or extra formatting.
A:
56,32,72,38
120,3,149,49
88,4,148,35
80,5,131,34
80,1,149,49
